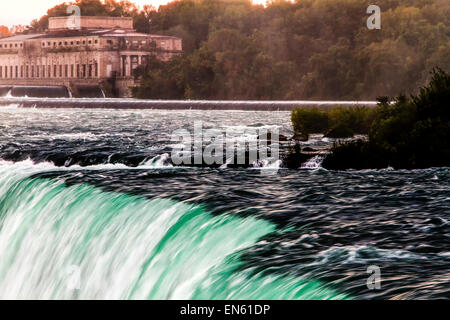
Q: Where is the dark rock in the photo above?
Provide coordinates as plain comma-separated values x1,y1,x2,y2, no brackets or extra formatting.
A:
291,132,309,142
258,132,289,143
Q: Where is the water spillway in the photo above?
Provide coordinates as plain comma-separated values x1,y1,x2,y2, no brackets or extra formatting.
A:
76,86,106,98
0,86,12,97
0,97,377,110
0,85,72,98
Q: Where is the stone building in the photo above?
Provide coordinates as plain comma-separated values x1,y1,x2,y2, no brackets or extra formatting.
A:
0,16,182,97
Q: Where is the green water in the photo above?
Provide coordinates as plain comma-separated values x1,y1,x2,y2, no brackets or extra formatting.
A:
0,164,347,300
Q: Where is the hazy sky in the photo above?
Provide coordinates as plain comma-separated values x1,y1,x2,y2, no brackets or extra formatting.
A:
0,0,268,27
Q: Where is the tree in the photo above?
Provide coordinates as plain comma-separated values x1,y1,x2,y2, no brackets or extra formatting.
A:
0,26,11,38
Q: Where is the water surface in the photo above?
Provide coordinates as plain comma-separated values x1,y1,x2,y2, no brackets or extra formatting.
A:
0,107,448,299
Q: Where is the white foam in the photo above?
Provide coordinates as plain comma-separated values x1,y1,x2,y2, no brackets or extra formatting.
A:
301,155,324,169
139,153,173,168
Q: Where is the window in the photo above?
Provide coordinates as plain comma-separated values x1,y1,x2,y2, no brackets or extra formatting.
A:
82,64,86,78
42,42,45,47
88,40,92,44
59,42,62,46
15,66,18,78
20,43,22,47
36,66,39,78
20,66,23,78
59,65,62,77
107,40,112,44
31,66,34,78
0,66,2,78
88,64,92,77
25,65,28,78
53,65,57,77
76,64,80,78
48,42,51,46
65,65,68,78
77,41,80,45
71,41,74,45
71,65,74,78
82,40,86,45
15,43,18,48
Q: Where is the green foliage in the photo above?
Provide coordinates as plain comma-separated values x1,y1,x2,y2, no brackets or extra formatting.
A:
131,0,449,100
322,139,390,170
323,69,450,169
291,107,329,134
131,55,186,99
291,106,377,138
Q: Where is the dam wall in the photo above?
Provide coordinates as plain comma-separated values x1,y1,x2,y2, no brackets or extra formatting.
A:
0,98,377,111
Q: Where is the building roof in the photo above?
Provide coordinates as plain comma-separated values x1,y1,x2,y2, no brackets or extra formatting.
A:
0,16,180,43
0,34,45,41
49,16,134,31
0,29,180,41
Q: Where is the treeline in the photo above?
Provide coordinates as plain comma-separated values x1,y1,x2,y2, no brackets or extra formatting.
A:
134,0,450,100
29,0,449,100
0,26,11,38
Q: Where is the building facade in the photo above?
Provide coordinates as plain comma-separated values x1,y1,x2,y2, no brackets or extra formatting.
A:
0,16,182,97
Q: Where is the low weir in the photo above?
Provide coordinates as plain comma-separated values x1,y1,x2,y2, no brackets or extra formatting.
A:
0,85,72,98
0,97,377,111
0,85,105,99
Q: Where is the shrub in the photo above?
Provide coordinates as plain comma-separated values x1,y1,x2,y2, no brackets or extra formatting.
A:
291,107,329,135
291,106,376,139
323,68,450,170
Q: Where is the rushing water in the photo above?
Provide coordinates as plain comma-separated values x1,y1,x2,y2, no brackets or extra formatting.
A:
0,106,448,300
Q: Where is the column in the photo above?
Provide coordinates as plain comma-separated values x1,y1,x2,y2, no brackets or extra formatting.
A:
120,55,124,77
96,54,100,78
126,55,131,77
